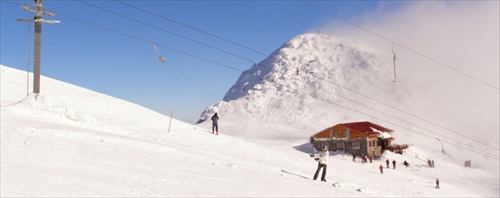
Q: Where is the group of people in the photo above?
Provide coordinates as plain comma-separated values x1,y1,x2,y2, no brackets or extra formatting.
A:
379,159,396,174
385,159,397,169
353,153,373,164
427,159,436,168
312,146,441,189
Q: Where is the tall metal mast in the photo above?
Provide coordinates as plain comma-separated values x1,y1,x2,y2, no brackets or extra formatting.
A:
17,0,59,94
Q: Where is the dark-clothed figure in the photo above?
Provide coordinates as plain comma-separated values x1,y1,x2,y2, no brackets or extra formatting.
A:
211,113,219,135
392,160,396,169
436,178,440,189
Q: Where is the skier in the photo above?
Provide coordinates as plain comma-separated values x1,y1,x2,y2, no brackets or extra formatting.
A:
352,152,356,162
211,113,219,135
386,159,390,168
311,145,329,182
435,178,440,189
392,160,396,169
379,164,384,174
403,160,409,167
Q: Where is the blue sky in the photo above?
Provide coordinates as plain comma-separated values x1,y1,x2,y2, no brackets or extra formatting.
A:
1,1,389,123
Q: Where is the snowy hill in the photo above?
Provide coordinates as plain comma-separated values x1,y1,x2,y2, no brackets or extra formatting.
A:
1,65,351,196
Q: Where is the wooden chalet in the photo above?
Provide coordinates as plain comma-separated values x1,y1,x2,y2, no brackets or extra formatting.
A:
310,121,395,157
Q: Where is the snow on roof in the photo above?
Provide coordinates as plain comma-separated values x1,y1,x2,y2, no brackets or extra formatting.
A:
341,121,394,136
371,127,393,139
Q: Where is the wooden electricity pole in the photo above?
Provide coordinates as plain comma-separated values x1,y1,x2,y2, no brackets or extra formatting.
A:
17,0,59,94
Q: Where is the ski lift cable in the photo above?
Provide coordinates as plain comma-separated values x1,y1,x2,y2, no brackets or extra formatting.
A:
313,95,500,160
114,0,269,57
315,87,499,157
394,43,499,91
53,12,243,72
107,0,499,150
53,6,499,152
164,61,221,101
6,1,495,153
77,0,258,66
308,71,500,152
392,42,397,82
302,2,499,92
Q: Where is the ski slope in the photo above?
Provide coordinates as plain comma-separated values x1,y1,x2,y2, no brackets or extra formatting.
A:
1,62,498,196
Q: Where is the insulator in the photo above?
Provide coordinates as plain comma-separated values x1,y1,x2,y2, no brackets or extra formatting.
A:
20,5,31,11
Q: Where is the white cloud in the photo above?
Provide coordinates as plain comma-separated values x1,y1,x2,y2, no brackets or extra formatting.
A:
315,1,499,172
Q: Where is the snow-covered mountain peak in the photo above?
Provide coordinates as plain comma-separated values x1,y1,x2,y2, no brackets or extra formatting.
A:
199,33,393,129
224,33,381,101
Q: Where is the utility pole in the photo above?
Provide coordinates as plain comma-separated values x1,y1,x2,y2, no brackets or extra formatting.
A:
17,0,59,94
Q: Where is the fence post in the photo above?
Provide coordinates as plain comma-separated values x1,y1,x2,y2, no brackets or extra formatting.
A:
168,110,173,132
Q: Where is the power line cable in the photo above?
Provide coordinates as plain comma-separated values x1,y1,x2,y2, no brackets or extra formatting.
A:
297,1,500,151
312,93,500,160
77,0,258,65
306,68,500,151
52,3,500,154
3,0,496,157
114,0,270,58
62,1,500,156
164,60,221,100
54,12,243,72
313,87,500,157
301,2,499,91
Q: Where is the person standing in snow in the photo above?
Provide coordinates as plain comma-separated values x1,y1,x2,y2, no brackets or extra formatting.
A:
352,152,356,162
435,178,440,189
379,164,384,174
392,160,396,169
211,113,219,135
386,159,390,168
311,145,329,182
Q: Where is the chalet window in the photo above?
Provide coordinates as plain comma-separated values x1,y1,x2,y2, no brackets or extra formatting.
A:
343,129,350,138
352,141,360,149
336,142,344,149
331,130,341,138
330,129,339,138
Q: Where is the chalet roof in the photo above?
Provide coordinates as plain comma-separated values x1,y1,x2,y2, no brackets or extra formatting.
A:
340,121,394,135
